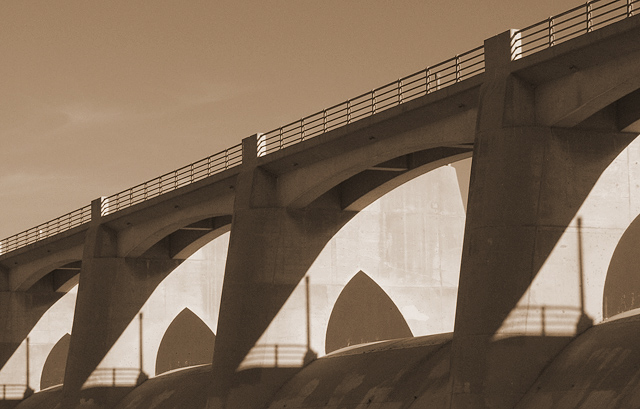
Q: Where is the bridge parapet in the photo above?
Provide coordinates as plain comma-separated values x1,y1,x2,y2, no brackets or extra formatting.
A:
513,0,639,59
259,46,485,155
1,0,638,258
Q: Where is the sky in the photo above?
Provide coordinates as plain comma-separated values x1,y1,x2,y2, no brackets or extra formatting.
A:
0,0,583,238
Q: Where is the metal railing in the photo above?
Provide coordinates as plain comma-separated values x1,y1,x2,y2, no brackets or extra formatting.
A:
100,144,242,216
2,0,636,256
0,205,91,256
513,0,638,59
83,368,141,388
258,46,485,156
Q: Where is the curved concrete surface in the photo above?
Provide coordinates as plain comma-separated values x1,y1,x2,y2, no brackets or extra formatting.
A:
14,315,640,408
267,334,453,409
113,366,211,409
15,384,134,409
516,314,640,409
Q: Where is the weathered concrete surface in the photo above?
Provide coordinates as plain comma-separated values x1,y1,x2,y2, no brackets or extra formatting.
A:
15,384,133,409
451,26,640,409
516,314,640,408
61,224,183,405
12,316,640,409
209,157,357,397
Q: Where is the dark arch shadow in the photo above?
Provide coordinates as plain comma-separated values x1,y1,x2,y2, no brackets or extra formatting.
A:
603,213,640,319
325,271,412,354
40,333,70,390
155,308,216,375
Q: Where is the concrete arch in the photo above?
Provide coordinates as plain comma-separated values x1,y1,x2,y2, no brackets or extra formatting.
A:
12,246,83,292
273,107,477,209
118,214,232,259
107,187,235,258
247,163,465,366
339,150,472,211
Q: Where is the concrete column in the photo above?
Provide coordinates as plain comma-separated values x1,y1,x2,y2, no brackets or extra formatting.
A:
209,136,355,407
61,205,181,405
450,31,637,408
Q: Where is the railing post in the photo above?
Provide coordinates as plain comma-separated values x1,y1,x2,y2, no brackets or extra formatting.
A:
371,90,376,115
510,30,523,61
586,1,593,33
257,133,266,157
300,119,305,141
455,55,461,82
397,79,403,104
91,197,106,220
279,127,283,150
322,109,327,132
548,17,555,47
346,100,351,124
426,68,432,93
628,0,634,16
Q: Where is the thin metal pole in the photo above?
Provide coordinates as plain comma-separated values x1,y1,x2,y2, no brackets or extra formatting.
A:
25,338,30,391
577,218,585,315
306,276,311,350
139,313,144,373
586,2,593,33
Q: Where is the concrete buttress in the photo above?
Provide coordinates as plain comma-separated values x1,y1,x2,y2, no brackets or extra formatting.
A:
450,31,639,409
60,212,182,406
208,136,355,408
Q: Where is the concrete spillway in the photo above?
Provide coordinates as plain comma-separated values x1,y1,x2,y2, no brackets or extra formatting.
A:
13,312,640,408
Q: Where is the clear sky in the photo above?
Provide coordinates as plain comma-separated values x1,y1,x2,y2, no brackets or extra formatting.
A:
1,0,582,238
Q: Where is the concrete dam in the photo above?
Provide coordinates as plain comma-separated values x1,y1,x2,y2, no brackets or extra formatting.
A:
2,0,640,407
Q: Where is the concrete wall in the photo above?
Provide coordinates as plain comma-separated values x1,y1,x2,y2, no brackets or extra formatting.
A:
1,159,468,392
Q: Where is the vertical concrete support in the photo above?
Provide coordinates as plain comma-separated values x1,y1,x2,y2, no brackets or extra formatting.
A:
61,200,181,405
451,31,637,408
209,136,354,407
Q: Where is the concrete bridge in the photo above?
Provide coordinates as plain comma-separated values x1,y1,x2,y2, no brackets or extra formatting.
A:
2,0,640,407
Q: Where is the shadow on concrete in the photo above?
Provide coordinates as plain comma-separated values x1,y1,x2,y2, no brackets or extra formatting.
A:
325,271,413,354
155,308,215,376
40,333,70,391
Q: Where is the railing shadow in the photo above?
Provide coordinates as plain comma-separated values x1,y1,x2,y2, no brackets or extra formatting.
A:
499,305,592,337
0,384,30,401
238,344,316,371
81,368,144,389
